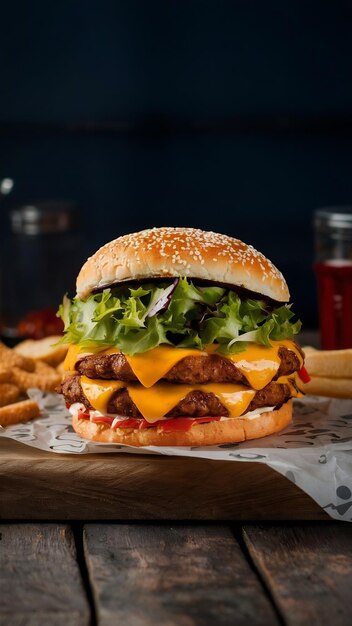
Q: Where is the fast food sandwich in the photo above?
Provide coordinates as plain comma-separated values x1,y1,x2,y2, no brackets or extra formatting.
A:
58,227,306,446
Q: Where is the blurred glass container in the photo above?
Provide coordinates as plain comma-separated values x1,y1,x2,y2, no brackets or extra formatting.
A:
314,207,352,349
0,201,84,340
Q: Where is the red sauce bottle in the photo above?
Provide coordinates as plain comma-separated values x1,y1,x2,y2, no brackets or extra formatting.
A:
314,208,352,349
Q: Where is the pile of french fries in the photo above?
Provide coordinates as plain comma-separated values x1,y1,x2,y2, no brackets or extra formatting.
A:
300,347,352,399
0,337,67,427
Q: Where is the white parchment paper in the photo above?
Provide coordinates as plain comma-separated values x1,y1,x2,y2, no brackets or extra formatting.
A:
1,390,352,522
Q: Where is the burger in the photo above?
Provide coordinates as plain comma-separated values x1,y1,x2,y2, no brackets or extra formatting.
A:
58,227,307,446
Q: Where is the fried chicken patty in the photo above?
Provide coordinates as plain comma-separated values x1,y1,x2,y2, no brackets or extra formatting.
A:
76,346,301,385
60,375,292,418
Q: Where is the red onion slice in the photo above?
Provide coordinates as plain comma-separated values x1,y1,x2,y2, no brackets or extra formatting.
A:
146,278,179,318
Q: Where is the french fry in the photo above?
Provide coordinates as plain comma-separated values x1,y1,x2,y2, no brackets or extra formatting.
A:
0,399,40,426
56,362,65,376
303,348,352,379
0,341,35,372
0,366,14,383
14,336,68,367
0,383,20,406
300,376,352,399
12,366,60,393
34,360,59,377
34,361,61,389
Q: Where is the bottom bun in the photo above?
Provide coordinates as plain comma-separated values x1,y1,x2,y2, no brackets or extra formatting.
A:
72,400,292,447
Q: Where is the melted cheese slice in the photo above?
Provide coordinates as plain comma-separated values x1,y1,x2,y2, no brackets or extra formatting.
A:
227,340,302,390
64,345,81,371
66,339,302,391
80,376,256,423
63,344,107,372
122,345,211,388
276,373,304,398
80,377,125,414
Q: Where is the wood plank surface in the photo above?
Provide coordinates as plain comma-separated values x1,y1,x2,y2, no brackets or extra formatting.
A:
84,524,278,626
243,524,352,626
0,438,327,520
0,524,90,626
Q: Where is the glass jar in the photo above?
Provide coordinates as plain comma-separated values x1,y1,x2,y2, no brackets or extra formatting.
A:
314,207,352,349
0,201,85,340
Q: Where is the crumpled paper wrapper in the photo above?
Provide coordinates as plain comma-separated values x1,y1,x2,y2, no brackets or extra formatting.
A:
1,390,352,522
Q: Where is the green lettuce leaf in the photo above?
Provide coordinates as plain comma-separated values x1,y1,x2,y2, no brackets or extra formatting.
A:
57,278,301,354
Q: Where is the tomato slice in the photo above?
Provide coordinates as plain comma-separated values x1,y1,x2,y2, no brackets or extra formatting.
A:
298,366,311,384
78,411,90,420
90,416,114,425
73,406,222,432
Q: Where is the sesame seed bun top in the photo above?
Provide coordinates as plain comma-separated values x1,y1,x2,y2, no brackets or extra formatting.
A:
76,227,290,302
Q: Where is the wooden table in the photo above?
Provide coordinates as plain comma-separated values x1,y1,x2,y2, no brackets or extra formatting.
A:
0,439,329,520
1,521,352,625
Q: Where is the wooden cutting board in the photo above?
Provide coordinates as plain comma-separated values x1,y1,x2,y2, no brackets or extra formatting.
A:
0,438,327,520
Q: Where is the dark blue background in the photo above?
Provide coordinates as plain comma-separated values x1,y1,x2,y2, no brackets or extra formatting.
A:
1,1,352,326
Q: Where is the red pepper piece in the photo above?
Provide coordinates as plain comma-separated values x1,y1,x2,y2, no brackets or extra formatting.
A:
298,366,311,384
